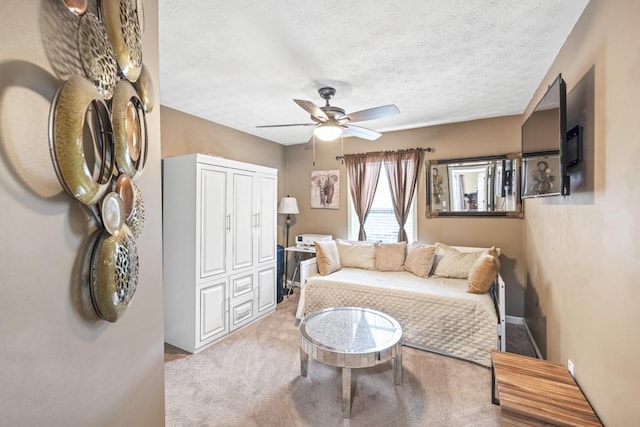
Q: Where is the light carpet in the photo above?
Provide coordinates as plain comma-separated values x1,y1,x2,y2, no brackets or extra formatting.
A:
165,291,500,426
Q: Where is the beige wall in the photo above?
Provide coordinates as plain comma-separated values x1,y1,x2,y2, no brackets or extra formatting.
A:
160,105,287,227
523,0,640,424
0,1,165,425
161,105,286,167
284,116,525,316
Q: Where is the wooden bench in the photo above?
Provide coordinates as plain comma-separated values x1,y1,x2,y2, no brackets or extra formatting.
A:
491,350,602,426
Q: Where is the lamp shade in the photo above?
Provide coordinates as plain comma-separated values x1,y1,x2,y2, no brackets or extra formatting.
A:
313,123,343,141
278,196,299,214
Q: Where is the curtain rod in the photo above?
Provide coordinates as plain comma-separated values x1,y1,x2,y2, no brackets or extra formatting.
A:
335,147,432,161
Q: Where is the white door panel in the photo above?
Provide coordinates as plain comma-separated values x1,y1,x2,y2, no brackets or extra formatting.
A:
257,266,275,313
256,175,277,263
198,167,227,280
199,280,227,343
232,172,254,270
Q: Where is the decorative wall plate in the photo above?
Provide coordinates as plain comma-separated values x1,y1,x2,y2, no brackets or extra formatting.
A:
49,75,114,206
90,227,139,322
101,0,143,82
78,12,118,99
115,174,135,219
112,79,148,180
126,101,141,162
135,0,145,35
133,63,154,113
127,184,145,239
61,0,88,16
101,192,125,235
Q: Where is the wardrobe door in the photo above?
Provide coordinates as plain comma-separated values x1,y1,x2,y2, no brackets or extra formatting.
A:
198,279,228,345
255,174,277,264
197,165,228,281
230,171,255,271
256,265,276,313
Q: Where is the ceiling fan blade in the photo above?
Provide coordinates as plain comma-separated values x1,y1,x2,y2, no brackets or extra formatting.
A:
256,123,315,128
342,104,399,123
343,124,382,141
294,99,328,121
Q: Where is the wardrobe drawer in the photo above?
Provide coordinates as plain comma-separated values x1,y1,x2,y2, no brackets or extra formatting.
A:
230,298,254,331
231,272,254,299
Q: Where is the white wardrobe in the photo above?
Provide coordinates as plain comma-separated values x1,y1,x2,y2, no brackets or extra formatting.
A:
163,154,277,353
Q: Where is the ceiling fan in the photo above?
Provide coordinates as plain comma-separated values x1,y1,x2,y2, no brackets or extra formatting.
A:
257,87,399,147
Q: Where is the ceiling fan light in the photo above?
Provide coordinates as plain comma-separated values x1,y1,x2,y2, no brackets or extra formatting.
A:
313,123,343,141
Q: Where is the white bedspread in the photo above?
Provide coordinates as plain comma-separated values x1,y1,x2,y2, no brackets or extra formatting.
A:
298,268,498,367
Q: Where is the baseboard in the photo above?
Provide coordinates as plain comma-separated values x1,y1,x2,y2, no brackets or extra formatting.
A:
506,315,523,325
522,321,543,359
505,316,543,359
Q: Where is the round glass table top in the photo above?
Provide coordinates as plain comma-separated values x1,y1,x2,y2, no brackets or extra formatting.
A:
300,307,402,354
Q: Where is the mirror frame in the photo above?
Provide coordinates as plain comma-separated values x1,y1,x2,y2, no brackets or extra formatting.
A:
426,153,523,218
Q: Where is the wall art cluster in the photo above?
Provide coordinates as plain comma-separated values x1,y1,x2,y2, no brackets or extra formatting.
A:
49,0,153,322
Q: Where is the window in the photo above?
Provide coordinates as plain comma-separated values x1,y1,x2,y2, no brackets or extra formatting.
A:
348,171,417,243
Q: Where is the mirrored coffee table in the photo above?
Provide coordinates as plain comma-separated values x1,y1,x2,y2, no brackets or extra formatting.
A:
299,306,403,418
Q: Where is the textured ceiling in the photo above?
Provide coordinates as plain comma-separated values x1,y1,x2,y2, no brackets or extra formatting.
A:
159,1,589,146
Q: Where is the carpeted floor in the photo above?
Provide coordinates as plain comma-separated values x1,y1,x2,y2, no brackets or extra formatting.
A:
505,323,537,358
164,291,528,426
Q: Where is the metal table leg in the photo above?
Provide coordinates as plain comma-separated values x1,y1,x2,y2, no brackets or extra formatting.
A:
342,367,351,419
394,346,403,385
300,348,308,377
286,254,301,297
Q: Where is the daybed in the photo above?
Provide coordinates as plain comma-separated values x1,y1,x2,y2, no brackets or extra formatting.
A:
295,240,506,368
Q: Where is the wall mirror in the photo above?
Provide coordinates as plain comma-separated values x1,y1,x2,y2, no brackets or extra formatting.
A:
426,154,523,217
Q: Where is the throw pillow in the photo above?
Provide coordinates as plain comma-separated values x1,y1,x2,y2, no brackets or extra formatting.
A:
314,240,341,276
403,243,437,278
431,243,488,279
374,241,407,271
467,249,501,293
336,239,376,269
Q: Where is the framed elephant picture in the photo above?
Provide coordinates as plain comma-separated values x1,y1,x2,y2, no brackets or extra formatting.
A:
310,170,340,209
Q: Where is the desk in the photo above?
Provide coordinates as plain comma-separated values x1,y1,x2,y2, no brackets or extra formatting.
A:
284,246,316,297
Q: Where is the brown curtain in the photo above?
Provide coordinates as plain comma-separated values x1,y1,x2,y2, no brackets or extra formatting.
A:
344,152,383,241
383,149,423,242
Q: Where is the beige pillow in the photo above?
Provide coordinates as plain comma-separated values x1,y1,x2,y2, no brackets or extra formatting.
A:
335,239,376,269
314,240,341,276
403,243,437,277
468,249,501,293
431,243,487,279
374,242,407,271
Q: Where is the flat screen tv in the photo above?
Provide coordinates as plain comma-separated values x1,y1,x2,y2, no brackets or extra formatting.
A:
521,74,568,198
